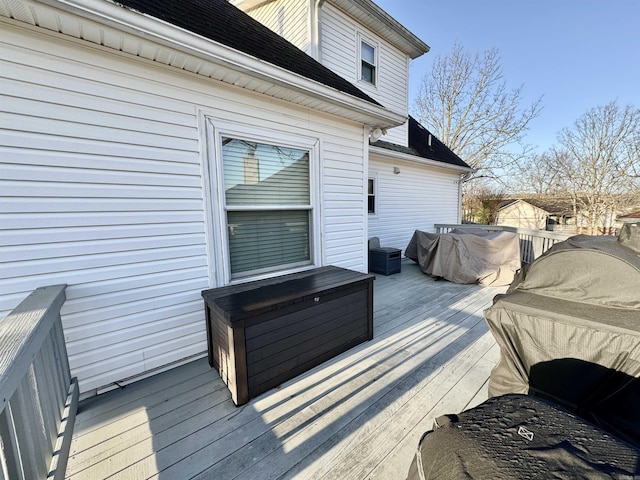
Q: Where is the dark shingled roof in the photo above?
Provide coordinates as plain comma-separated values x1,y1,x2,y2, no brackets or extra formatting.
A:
372,116,470,169
498,199,521,209
114,0,380,106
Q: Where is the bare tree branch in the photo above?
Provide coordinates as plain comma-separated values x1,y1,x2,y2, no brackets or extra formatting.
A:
554,101,640,234
461,182,505,224
414,43,542,182
508,150,567,195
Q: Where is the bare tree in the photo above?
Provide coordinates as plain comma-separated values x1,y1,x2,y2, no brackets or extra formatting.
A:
462,182,505,224
509,150,566,195
629,129,640,178
414,43,542,183
555,101,640,235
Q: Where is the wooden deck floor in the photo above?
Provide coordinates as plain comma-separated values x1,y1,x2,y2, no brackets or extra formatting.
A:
65,260,506,480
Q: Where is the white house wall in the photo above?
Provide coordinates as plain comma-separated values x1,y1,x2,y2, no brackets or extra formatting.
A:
320,3,409,147
497,202,547,230
242,0,311,54
0,20,368,395
236,1,411,146
368,155,461,253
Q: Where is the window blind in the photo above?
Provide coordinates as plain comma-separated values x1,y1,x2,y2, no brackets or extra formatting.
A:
222,137,312,276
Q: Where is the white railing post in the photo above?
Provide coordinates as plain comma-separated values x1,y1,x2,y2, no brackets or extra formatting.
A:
0,285,78,480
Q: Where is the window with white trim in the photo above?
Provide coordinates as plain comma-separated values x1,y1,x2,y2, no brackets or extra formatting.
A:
221,137,313,278
360,39,377,85
368,177,376,214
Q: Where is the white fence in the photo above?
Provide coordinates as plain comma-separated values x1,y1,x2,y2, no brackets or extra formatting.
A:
0,285,77,480
434,224,574,265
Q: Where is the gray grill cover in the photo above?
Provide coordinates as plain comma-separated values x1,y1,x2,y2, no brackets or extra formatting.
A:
485,233,640,447
406,394,640,480
405,229,520,286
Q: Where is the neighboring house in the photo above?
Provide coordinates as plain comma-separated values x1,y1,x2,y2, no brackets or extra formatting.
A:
617,210,640,224
529,197,577,232
233,0,472,252
496,197,579,232
496,199,550,230
0,0,409,397
616,210,640,235
534,196,629,235
497,197,640,235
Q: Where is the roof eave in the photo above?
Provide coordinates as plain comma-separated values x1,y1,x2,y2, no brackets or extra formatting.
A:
369,145,473,174
232,0,430,59
329,0,430,59
20,0,405,129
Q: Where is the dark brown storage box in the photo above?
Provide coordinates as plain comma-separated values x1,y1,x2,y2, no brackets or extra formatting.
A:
202,266,374,406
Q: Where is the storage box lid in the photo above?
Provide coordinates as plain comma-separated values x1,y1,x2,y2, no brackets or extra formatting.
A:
202,266,374,324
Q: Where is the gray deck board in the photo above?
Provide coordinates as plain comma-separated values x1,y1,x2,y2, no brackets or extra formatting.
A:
65,260,505,479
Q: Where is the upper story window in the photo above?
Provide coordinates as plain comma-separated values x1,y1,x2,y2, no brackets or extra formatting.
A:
360,39,377,86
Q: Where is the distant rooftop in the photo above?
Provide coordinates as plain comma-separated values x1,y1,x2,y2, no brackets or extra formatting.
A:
618,210,640,221
499,198,575,216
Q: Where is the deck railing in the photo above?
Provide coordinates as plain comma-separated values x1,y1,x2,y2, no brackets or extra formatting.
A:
434,224,574,265
0,285,78,480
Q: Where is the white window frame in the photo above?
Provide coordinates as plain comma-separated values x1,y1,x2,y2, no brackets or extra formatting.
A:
358,33,379,88
204,117,321,286
368,175,378,216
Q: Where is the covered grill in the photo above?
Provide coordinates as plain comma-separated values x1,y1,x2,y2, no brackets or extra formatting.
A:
485,226,640,447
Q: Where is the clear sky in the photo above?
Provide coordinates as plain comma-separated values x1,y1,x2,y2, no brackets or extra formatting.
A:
374,0,640,153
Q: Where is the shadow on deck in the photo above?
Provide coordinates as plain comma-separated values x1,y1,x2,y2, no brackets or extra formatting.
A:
65,260,506,479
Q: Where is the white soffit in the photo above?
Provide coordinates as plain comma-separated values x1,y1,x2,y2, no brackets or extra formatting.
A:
0,0,406,129
370,145,472,174
329,0,430,59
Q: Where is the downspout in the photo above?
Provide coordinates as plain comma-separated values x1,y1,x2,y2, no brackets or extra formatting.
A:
310,0,327,61
458,171,474,223
458,174,464,223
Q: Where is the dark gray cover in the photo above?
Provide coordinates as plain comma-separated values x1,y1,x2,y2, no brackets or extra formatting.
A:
405,229,520,286
406,394,640,480
506,234,640,308
618,222,640,253
485,234,640,446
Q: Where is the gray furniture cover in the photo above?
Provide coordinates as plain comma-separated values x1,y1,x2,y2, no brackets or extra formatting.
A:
405,229,520,286
485,232,640,447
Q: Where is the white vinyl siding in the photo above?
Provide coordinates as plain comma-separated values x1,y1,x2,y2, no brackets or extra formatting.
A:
367,155,461,253
496,201,548,230
0,20,368,395
321,132,369,269
243,0,310,54
320,4,410,146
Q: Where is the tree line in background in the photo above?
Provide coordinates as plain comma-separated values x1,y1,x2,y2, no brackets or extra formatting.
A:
413,44,640,235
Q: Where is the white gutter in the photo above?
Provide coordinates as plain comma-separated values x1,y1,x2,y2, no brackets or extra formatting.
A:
369,145,473,174
33,0,406,129
310,0,326,61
